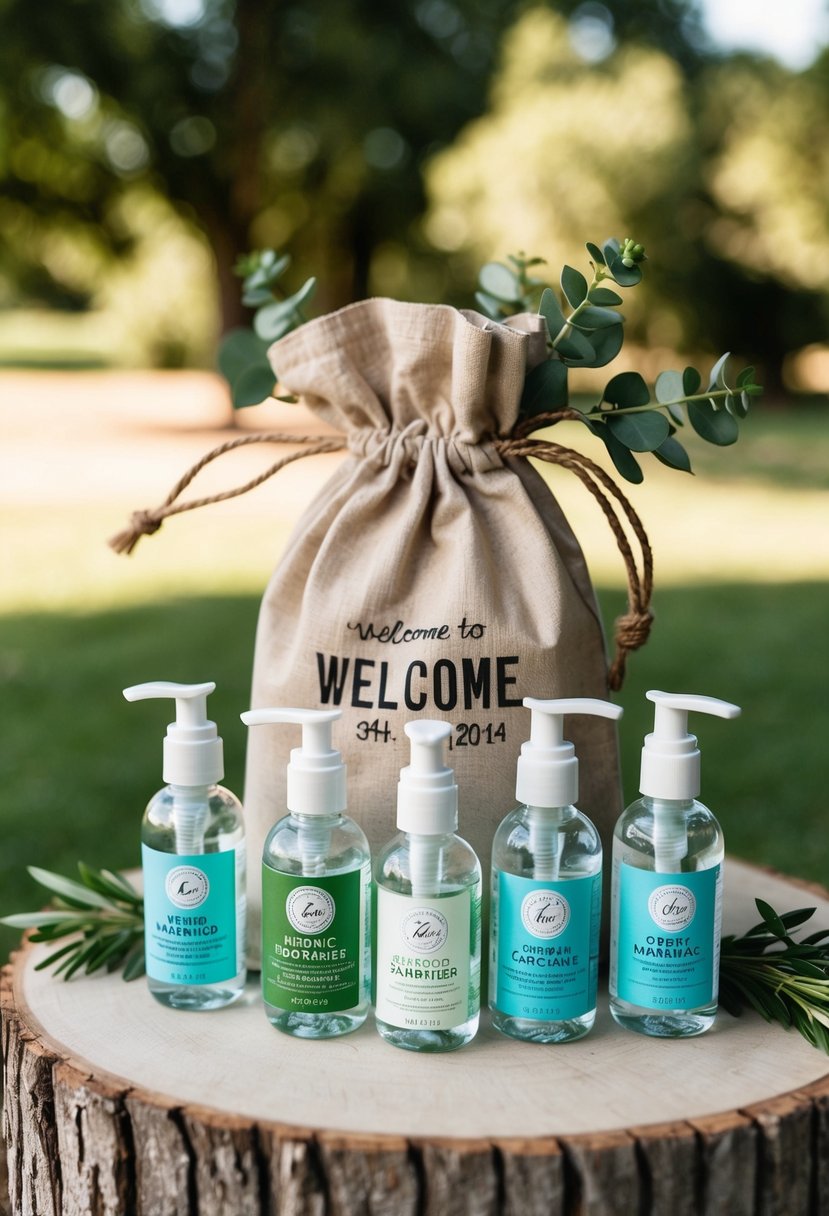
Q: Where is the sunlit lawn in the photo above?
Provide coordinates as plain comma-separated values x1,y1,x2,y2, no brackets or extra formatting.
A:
1,396,827,959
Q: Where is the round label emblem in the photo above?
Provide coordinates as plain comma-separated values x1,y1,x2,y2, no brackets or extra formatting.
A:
286,886,335,934
165,865,209,910
521,889,570,939
648,884,696,932
401,907,449,953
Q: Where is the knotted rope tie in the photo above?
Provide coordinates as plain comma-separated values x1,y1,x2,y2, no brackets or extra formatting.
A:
108,433,348,555
109,416,654,688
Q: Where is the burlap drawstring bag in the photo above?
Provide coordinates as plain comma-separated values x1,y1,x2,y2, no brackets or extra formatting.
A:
113,299,653,966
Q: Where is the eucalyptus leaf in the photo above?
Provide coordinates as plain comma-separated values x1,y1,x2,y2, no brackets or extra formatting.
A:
588,286,623,306
586,241,606,265
607,253,643,287
667,403,685,427
585,419,644,483
539,288,567,340
561,264,588,308
603,370,650,409
520,358,568,416
655,369,684,405
707,351,731,390
602,237,620,262
254,300,301,342
585,322,624,368
653,435,693,473
573,306,623,330
607,410,670,452
217,328,271,388
231,362,277,409
688,399,739,445
683,366,702,396
736,365,756,388
555,327,595,363
479,262,520,303
475,291,505,319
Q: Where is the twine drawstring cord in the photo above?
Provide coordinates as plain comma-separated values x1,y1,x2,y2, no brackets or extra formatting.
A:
109,415,652,690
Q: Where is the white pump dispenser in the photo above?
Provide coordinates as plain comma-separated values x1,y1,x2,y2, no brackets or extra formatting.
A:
610,688,741,1039
125,680,246,1011
241,707,370,1039
490,696,622,1043
375,719,482,1052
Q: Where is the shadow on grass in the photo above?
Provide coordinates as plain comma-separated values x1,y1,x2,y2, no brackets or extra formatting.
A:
1,582,827,958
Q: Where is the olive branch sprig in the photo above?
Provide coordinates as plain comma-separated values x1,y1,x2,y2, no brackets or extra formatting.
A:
719,899,829,1054
1,864,145,982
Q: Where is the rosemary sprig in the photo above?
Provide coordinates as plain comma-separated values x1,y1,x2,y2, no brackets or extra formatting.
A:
1,863,145,982
720,898,829,1053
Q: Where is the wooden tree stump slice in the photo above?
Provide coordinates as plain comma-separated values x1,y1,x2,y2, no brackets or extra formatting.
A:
3,859,828,1215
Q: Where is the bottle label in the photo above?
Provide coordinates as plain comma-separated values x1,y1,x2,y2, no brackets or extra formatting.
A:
142,845,240,985
492,871,600,1020
375,888,474,1030
612,862,722,1008
261,866,367,1013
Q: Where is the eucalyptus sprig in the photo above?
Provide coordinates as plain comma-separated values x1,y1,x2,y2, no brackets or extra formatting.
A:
719,899,829,1053
218,249,316,408
1,864,145,982
476,238,763,484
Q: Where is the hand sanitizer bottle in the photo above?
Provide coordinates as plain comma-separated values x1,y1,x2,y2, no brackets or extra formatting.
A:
490,697,623,1043
124,681,246,1011
241,707,371,1038
609,690,741,1037
374,720,482,1052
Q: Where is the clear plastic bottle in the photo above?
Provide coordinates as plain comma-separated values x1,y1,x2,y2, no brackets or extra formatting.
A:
374,720,481,1052
242,708,371,1039
609,691,740,1038
490,697,622,1043
125,681,246,1011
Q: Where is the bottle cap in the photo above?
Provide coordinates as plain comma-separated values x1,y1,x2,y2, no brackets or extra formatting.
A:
517,697,623,806
640,690,741,800
241,707,346,815
397,720,457,834
123,681,223,785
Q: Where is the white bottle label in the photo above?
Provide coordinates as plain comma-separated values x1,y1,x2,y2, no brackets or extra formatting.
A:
375,888,472,1030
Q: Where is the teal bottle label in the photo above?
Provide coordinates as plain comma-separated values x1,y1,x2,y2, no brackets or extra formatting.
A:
261,866,366,1013
375,888,476,1030
142,845,238,985
492,871,600,1020
613,863,722,1008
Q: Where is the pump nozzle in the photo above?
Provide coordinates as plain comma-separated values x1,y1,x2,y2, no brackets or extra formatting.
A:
123,680,223,786
240,707,346,817
396,721,458,897
517,697,623,808
640,690,741,801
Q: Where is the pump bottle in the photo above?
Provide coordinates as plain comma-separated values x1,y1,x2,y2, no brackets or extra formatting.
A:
241,707,371,1038
374,720,481,1052
489,697,623,1043
609,690,741,1037
124,681,246,1011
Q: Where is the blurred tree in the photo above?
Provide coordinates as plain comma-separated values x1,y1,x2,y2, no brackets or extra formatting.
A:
0,0,711,352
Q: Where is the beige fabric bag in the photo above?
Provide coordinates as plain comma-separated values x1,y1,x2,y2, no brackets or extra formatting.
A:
113,297,653,967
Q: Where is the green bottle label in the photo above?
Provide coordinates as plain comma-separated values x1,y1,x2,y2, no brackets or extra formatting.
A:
375,888,476,1030
261,865,367,1013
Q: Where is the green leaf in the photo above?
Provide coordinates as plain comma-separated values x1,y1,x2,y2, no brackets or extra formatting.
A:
655,369,685,405
217,328,270,388
603,371,650,409
539,288,567,339
585,322,624,368
253,300,298,342
683,366,702,396
778,908,817,931
653,435,693,473
756,898,788,938
556,327,595,363
475,291,505,319
28,867,113,909
607,410,670,452
479,262,520,303
0,910,88,928
585,419,644,483
707,351,731,390
588,286,623,306
122,943,146,982
76,864,141,906
602,237,620,262
520,358,568,416
586,241,606,266
572,306,623,330
607,253,643,287
736,365,756,388
561,264,588,309
231,362,277,409
688,399,739,446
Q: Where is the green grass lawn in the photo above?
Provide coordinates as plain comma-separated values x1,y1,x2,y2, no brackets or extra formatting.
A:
1,399,827,960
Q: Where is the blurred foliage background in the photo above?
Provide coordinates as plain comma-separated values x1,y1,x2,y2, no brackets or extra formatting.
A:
2,0,829,390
